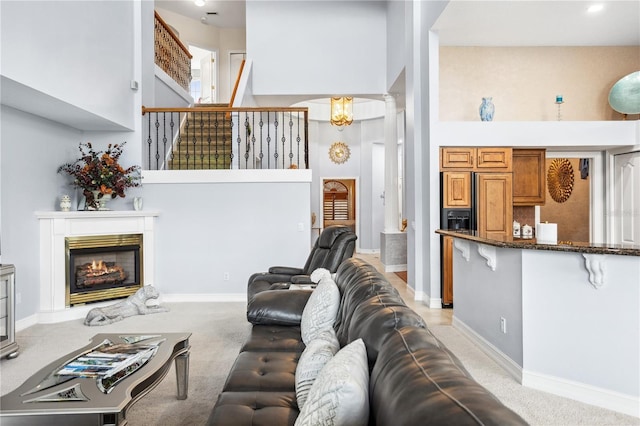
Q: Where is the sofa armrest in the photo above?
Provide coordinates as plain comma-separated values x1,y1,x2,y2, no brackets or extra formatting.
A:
268,266,304,275
247,289,312,326
290,275,313,284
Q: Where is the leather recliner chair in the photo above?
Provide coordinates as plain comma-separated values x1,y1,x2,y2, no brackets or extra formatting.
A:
246,225,357,325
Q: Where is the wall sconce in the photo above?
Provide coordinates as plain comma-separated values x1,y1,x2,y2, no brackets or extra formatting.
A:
330,97,353,127
329,142,351,164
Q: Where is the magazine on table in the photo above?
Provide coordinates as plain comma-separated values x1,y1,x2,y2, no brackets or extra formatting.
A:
55,339,163,383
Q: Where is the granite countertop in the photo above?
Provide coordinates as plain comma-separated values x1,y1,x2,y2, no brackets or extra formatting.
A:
436,229,640,257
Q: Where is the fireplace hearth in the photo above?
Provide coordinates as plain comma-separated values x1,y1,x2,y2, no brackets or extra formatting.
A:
66,234,143,306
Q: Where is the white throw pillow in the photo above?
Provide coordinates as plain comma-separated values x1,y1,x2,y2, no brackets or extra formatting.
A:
310,267,331,283
300,275,340,344
295,328,340,409
295,338,369,426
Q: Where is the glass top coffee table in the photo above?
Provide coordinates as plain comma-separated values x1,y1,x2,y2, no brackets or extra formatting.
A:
0,332,190,426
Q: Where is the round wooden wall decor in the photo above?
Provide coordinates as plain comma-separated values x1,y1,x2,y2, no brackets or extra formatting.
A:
547,158,574,203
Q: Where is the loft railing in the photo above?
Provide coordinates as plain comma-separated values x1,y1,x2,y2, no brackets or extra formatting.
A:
142,106,309,170
154,11,192,91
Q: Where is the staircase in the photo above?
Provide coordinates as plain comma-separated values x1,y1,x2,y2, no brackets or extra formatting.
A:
168,104,234,170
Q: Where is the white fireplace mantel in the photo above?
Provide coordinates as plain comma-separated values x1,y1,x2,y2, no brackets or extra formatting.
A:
36,210,159,323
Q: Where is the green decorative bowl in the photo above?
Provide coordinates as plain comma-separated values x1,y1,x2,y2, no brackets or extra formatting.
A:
608,71,640,115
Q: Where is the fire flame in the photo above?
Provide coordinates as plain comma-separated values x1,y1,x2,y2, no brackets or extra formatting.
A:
86,260,113,277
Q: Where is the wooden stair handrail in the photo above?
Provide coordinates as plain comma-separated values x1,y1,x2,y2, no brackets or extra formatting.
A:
154,11,193,59
142,106,309,115
229,59,245,108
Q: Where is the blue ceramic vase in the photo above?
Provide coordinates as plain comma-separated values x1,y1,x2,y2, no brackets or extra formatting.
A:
479,97,495,121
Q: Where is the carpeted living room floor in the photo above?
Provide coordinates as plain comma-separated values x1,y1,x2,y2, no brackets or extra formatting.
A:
1,253,638,425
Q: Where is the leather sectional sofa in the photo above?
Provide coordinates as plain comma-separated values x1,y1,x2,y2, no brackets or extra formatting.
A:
207,257,527,425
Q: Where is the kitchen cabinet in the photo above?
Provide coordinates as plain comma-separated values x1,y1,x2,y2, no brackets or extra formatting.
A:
440,147,512,172
442,171,471,208
513,149,546,206
477,173,513,239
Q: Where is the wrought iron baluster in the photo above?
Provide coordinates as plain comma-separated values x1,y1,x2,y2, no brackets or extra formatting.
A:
258,112,264,170
229,110,235,169
185,112,191,169
296,111,301,169
158,113,167,170
199,111,205,169
266,112,271,169
288,112,294,168
207,111,212,169
170,113,176,170
154,114,160,170
274,113,279,169
214,112,220,169
146,113,153,170
251,112,256,169
244,112,250,168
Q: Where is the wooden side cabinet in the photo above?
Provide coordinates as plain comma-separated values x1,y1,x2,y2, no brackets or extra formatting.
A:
442,236,454,307
477,173,513,239
1,264,19,359
442,171,471,208
513,149,546,206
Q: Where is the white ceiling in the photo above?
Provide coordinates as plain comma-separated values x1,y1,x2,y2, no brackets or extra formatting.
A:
154,0,640,46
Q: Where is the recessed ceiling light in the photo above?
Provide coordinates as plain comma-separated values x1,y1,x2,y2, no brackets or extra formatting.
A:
587,4,604,13
195,0,205,7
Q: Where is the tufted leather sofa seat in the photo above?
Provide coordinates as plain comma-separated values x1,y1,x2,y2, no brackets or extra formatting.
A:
208,258,527,426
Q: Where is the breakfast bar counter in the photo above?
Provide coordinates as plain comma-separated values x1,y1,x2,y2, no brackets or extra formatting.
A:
436,229,640,256
436,229,640,418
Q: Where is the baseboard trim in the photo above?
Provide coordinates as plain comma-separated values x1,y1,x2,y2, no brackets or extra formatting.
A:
382,263,407,272
452,316,523,383
356,248,379,254
161,294,247,303
16,314,39,332
522,370,640,418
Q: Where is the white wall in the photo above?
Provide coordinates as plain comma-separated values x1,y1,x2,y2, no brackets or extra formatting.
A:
246,1,386,97
142,172,312,297
1,1,138,130
0,107,83,320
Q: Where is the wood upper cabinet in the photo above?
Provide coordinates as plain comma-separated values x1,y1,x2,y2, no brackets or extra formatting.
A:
476,173,513,239
441,147,475,169
442,172,471,208
440,147,512,172
513,149,546,206
476,147,512,171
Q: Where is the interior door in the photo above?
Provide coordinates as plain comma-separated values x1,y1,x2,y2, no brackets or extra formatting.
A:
200,53,215,103
613,151,640,245
323,179,356,233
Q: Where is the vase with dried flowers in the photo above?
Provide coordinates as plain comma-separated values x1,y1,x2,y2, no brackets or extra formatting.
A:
58,142,141,210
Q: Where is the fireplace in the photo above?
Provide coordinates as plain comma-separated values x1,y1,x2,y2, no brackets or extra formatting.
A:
65,234,143,306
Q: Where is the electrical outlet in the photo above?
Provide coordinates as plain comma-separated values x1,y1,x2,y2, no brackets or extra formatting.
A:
298,222,304,231
16,293,22,304
500,317,507,334
223,272,230,281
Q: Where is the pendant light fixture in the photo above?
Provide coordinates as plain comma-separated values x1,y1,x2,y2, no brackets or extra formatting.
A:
330,97,353,127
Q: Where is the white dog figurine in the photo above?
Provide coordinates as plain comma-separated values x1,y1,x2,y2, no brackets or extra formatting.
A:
84,286,169,326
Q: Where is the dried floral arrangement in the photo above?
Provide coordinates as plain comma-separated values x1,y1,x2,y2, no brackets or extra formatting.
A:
58,142,141,209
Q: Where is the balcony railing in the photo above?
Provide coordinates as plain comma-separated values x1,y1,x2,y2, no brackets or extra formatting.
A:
154,11,192,91
142,106,309,170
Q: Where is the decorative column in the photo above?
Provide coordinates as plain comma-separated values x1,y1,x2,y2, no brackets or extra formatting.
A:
380,94,406,272
384,93,400,232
